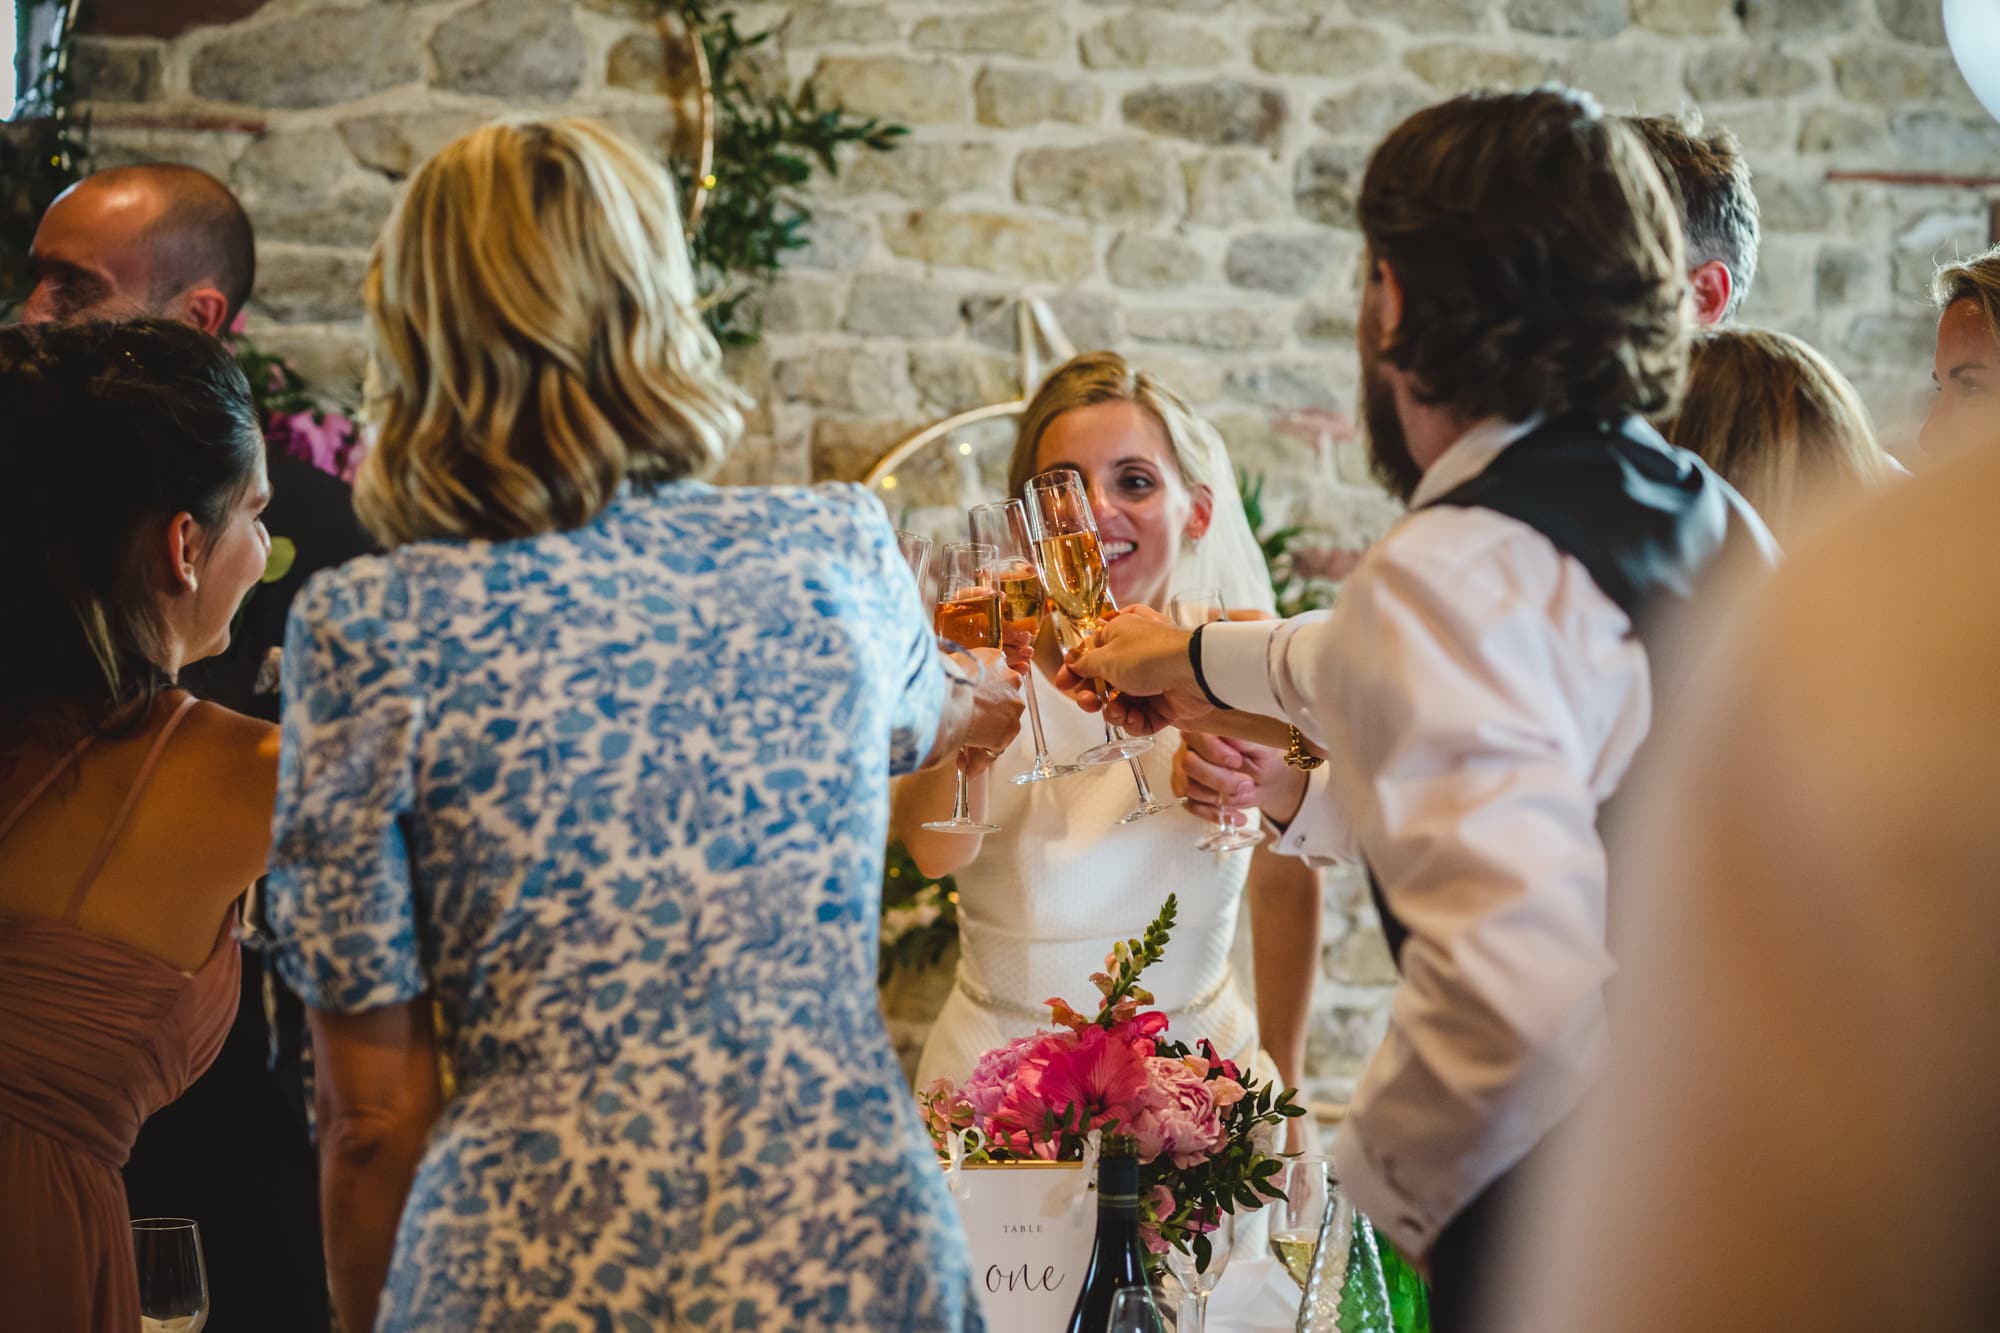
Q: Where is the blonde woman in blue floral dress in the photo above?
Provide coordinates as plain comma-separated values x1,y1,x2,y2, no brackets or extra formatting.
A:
263,118,1022,1332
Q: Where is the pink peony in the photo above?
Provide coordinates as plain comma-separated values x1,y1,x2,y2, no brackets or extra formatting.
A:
958,1033,1050,1123
1128,1056,1227,1168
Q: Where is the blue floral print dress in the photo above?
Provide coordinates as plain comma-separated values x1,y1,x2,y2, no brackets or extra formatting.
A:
265,482,984,1332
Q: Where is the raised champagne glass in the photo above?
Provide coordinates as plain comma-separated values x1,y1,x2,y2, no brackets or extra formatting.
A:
922,541,1003,835
1022,470,1154,768
1168,588,1271,853
1270,1155,1333,1291
968,500,1080,785
895,528,933,599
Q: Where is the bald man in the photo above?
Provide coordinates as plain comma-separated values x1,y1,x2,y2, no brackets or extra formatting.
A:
25,162,367,1333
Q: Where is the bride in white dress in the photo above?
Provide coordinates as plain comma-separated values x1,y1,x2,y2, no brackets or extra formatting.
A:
895,353,1318,1144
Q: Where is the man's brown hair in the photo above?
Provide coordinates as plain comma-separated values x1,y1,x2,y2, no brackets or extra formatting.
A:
1359,86,1691,425
1624,112,1761,319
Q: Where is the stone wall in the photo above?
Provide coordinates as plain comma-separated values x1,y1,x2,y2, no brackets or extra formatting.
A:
72,0,2000,1102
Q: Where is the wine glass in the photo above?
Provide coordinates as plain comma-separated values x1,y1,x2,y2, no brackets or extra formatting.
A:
968,499,1080,786
1270,1156,1334,1290
922,541,1003,835
1105,1285,1169,1333
133,1218,210,1332
1165,1209,1236,1333
895,528,933,600
1167,588,1271,853
1022,470,1153,768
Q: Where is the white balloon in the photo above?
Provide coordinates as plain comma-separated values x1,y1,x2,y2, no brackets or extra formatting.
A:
1945,0,2000,126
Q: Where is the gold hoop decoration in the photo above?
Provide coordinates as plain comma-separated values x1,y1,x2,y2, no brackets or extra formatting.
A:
654,7,717,240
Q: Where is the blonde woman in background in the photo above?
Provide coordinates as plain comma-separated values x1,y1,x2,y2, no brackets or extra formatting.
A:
263,118,1018,1332
1923,246,2000,459
1663,327,1896,541
895,352,1320,1159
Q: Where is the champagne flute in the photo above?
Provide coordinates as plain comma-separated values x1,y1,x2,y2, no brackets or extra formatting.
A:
1104,1285,1169,1333
922,541,1003,835
1270,1156,1334,1290
133,1218,210,1332
968,499,1080,785
895,529,933,599
1168,588,1271,853
1023,470,1153,768
1165,1209,1236,1333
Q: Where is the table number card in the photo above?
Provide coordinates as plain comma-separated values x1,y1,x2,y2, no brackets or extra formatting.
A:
944,1160,1095,1326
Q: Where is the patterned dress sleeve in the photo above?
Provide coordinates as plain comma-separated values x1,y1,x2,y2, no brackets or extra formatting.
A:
832,484,944,776
265,557,429,1013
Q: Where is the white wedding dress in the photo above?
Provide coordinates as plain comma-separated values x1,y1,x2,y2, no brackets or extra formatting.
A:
915,675,1267,1091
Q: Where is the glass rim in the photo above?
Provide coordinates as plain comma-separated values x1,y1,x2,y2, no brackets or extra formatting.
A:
132,1217,200,1230
1023,467,1083,491
967,498,1025,513
939,540,998,555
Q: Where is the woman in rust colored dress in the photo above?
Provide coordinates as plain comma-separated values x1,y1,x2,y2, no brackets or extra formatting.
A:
0,320,279,1330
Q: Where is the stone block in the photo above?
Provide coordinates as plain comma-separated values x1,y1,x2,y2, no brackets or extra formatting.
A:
811,416,930,483
1566,40,1689,112
1122,81,1288,149
1226,231,1339,296
831,140,1008,204
755,273,848,334
240,321,370,399
1250,23,1392,77
190,8,421,109
1736,234,1814,320
1108,231,1207,290
1833,46,1963,104
1127,351,1228,403
250,246,372,324
1893,209,1990,300
782,210,878,271
1081,12,1230,68
1128,304,1293,351
1311,83,1438,140
1507,0,1629,36
807,56,970,125
1016,139,1187,224
775,345,913,415
882,211,1096,283
713,428,812,488
1684,44,1819,100
1224,362,1343,410
83,126,251,181
844,273,965,338
1815,245,1878,309
70,37,161,103
233,129,398,249
784,5,900,46
1798,106,1887,156
1877,0,1947,44
1349,0,1494,32
974,67,1103,128
1297,301,1359,343
1755,172,1832,233
607,30,701,95
912,10,1067,60
1293,142,1368,229
909,345,1020,412
1889,109,2000,170
1743,0,1861,35
1633,0,1733,33
1184,151,1293,226
1404,42,1555,90
432,0,586,101
338,112,488,180
1840,309,1943,372
965,289,1127,353
1327,923,1400,986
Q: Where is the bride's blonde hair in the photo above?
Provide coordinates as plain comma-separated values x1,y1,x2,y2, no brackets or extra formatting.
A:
356,116,746,547
1006,351,1219,501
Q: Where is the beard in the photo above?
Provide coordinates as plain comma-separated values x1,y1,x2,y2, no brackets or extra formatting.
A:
1362,356,1423,505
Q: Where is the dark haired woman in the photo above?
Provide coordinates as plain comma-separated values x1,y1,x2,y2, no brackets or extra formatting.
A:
0,319,277,1331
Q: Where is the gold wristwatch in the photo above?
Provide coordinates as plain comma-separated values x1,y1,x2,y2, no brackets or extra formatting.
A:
1283,725,1324,771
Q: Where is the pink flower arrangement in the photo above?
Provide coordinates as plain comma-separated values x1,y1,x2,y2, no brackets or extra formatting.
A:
267,407,364,483
919,895,1301,1272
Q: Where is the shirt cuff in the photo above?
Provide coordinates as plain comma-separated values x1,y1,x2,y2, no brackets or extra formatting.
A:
1195,620,1285,718
1273,766,1352,863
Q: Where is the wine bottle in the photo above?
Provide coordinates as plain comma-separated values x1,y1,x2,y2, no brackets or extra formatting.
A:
1065,1133,1153,1333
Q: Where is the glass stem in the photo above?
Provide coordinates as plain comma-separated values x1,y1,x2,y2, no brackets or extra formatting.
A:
1127,755,1154,804
1023,669,1052,764
1193,1291,1211,1333
951,762,973,821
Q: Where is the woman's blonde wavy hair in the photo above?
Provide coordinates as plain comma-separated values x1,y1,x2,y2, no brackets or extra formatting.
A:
357,116,747,547
1006,350,1218,501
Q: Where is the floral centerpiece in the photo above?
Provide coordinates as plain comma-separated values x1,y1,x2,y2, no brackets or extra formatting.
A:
919,894,1302,1274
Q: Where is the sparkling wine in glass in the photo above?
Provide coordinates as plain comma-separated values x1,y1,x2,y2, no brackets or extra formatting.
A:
1023,470,1153,768
969,500,1079,786
1168,588,1271,853
1165,1208,1236,1333
133,1218,210,1333
1271,1156,1333,1289
923,541,1003,835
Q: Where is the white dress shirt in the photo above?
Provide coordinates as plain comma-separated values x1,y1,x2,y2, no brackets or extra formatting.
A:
1199,417,1653,1258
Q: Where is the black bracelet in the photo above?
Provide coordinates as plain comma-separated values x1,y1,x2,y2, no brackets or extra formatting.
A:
1188,623,1233,711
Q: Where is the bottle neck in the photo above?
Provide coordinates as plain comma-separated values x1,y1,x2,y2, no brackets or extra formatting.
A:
1097,1155,1140,1219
